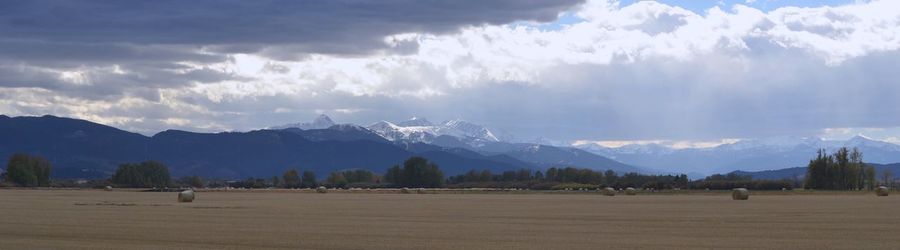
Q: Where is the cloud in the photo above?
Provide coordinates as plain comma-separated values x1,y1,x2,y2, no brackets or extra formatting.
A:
0,0,583,56
2,0,900,143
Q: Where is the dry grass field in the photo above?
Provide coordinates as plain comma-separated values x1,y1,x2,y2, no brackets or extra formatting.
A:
0,189,897,249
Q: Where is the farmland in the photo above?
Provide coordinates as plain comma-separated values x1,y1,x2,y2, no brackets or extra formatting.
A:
0,189,897,249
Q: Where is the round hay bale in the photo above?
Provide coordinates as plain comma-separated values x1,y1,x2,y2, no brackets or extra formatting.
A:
601,187,616,196
104,186,113,191
625,187,637,195
316,186,327,193
416,188,427,194
400,187,411,194
732,188,749,200
876,186,889,196
177,189,195,202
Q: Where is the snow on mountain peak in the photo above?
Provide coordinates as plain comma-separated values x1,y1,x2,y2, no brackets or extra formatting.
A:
312,114,335,126
364,118,500,143
439,119,499,142
396,116,434,127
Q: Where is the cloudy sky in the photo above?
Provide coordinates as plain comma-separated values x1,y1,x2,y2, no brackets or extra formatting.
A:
2,0,899,147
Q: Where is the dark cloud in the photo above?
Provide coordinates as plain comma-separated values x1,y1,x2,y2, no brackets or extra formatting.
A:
0,0,582,110
1,0,583,55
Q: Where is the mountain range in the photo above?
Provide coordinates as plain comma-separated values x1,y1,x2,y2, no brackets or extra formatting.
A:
577,135,900,176
6,113,900,180
0,115,642,179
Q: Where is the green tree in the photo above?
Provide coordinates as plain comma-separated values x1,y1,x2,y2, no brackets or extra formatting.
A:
805,147,867,190
326,172,348,188
865,165,877,190
282,169,301,188
341,169,375,183
111,161,171,188
387,157,444,188
604,170,617,187
270,176,281,187
301,170,317,188
5,153,52,187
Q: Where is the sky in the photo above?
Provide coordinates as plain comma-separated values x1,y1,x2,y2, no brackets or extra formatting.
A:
1,0,899,147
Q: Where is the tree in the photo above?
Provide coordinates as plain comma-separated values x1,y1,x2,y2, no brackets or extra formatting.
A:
534,170,544,180
882,169,893,188
326,172,348,188
341,169,375,183
805,147,867,190
479,170,493,182
5,153,52,187
269,176,281,187
111,161,171,188
604,170,617,187
283,169,301,188
384,165,401,184
387,157,444,188
301,171,317,188
865,165,877,190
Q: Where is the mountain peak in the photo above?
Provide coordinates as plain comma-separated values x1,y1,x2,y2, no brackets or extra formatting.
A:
311,114,335,126
849,134,874,142
270,114,336,130
396,116,433,127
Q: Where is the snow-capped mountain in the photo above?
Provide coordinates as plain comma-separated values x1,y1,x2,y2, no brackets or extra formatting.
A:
366,117,500,144
439,119,500,142
576,135,900,175
268,115,647,174
270,114,336,130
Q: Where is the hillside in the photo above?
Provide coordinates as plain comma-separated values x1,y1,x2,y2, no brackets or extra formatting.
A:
0,115,532,179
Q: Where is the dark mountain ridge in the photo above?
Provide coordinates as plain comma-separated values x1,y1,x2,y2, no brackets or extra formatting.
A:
0,115,532,179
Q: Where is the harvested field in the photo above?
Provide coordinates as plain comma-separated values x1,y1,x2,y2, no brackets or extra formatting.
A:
0,189,897,249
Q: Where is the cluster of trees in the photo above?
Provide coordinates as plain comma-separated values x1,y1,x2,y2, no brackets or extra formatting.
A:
805,147,877,190
232,169,318,189
111,161,172,188
384,157,444,188
690,173,793,190
279,169,318,188
4,154,52,187
447,167,690,190
326,169,379,188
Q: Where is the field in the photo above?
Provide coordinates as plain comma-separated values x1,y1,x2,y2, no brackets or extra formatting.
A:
0,189,897,249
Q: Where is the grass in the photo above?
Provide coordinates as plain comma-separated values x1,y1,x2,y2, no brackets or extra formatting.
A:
0,189,896,249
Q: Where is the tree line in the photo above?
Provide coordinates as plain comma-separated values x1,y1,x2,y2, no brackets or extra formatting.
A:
690,172,793,190
446,167,691,190
5,149,895,191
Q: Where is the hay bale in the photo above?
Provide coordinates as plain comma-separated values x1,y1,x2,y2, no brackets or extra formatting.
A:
400,187,411,194
601,187,616,196
104,186,113,191
625,187,637,195
732,188,749,200
316,186,327,193
876,186,889,196
177,189,195,202
416,188,427,194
